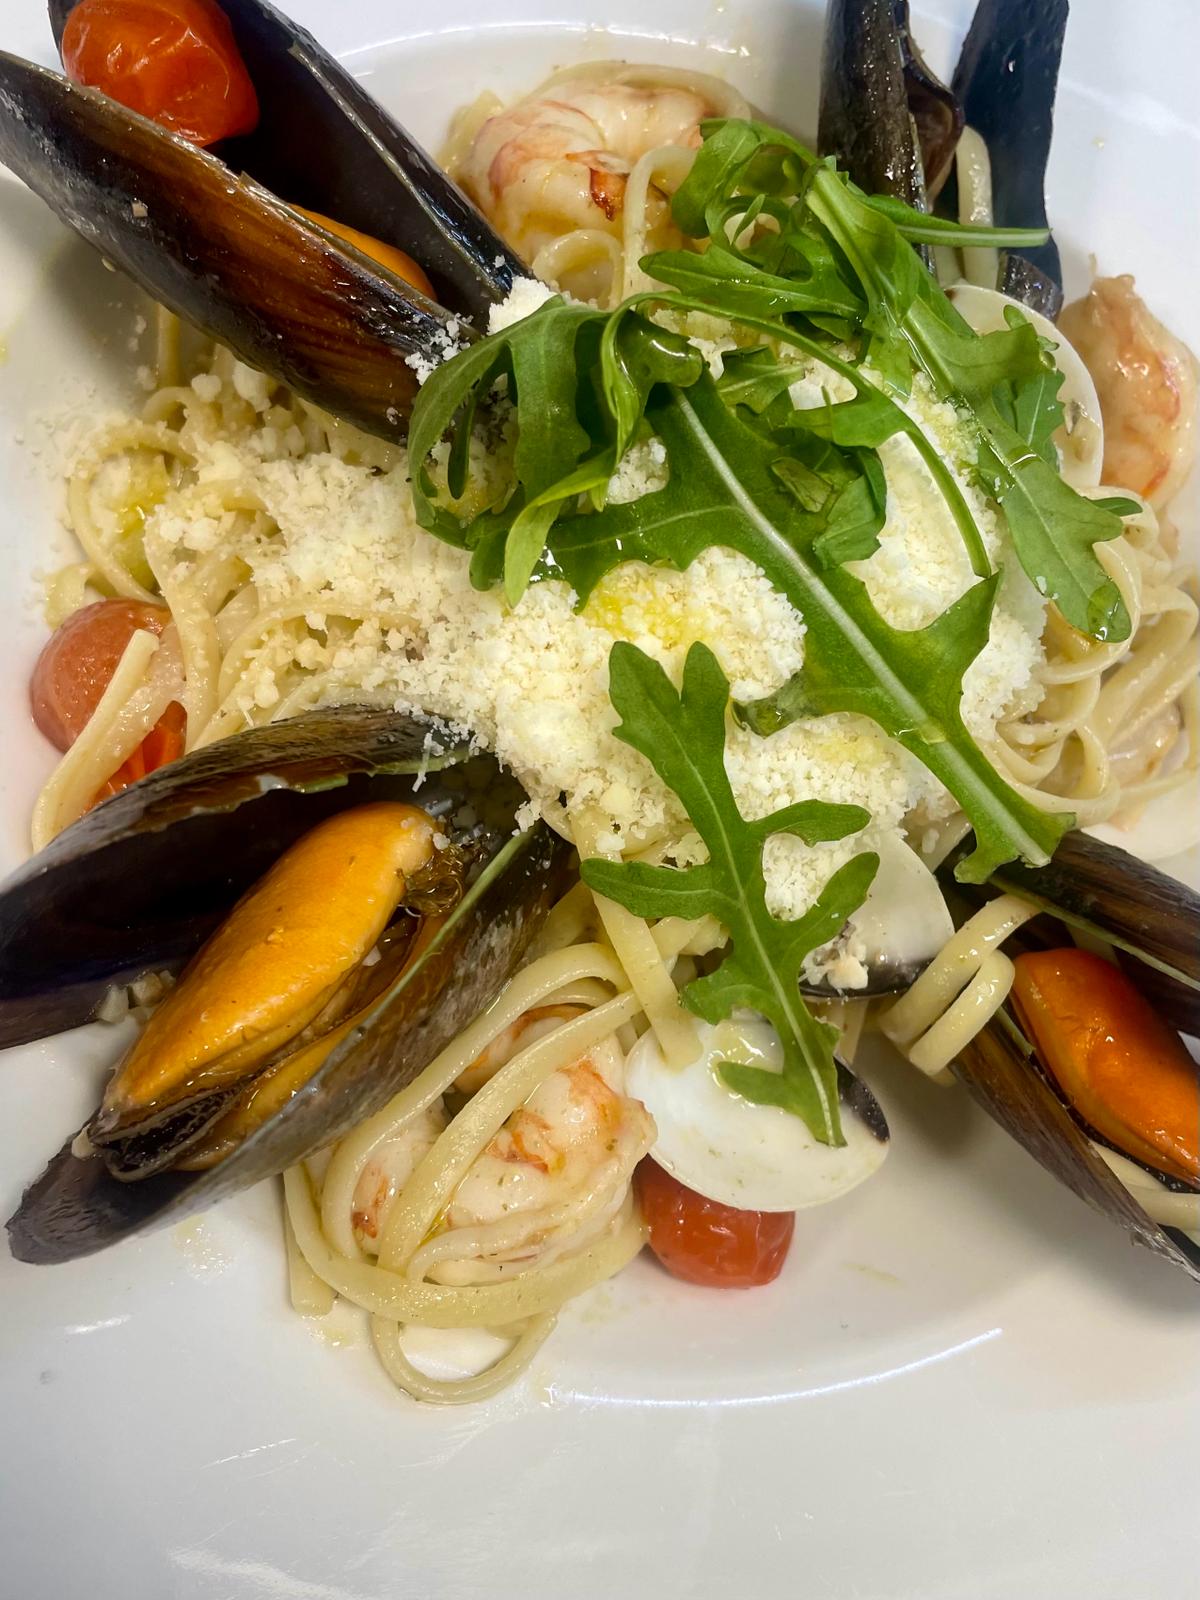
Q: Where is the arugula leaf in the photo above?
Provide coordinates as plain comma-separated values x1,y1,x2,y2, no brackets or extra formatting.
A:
551,375,1072,882
672,119,1051,252
666,298,992,577
408,296,602,550
408,297,701,603
989,356,1063,465
862,195,1052,250
648,239,861,322
806,170,1132,641
580,641,877,1143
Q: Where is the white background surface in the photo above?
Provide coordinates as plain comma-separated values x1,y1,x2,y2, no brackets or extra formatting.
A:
0,2,1198,1597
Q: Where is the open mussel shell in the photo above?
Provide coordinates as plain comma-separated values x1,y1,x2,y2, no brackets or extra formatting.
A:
818,0,962,213
47,0,525,314
4,708,572,1262
954,1015,1200,1283
0,52,463,438
982,830,1200,1037
0,705,476,1048
950,0,1067,312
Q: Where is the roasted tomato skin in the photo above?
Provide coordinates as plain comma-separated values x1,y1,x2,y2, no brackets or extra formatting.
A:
636,1159,795,1288
61,0,260,147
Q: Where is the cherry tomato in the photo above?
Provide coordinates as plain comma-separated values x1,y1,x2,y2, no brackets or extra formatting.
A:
30,599,186,801
31,599,170,751
100,696,187,799
635,1159,795,1288
61,0,259,148
291,206,435,301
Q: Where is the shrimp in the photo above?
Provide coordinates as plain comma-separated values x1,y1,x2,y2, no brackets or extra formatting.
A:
453,64,741,269
430,1030,655,1286
452,1003,587,1097
1058,276,1198,512
351,1000,654,1280
349,1104,446,1250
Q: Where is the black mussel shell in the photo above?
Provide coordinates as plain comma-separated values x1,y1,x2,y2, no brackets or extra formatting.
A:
9,827,570,1264
951,0,1067,311
47,0,525,316
0,705,476,1049
955,1014,1200,1283
819,0,962,212
983,830,1200,1037
4,707,573,1261
0,52,461,438
998,254,1064,322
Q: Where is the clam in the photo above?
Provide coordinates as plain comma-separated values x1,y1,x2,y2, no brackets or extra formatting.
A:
942,830,1200,1280
800,832,954,999
3,708,571,1263
947,283,1104,491
627,1019,889,1212
1,0,527,438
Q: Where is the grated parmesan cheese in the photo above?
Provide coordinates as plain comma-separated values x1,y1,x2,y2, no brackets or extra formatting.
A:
487,277,557,334
133,336,1048,920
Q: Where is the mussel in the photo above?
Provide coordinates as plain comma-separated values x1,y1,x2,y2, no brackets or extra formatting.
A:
985,831,1200,1037
950,0,1067,314
0,0,526,439
934,830,1200,1281
818,0,1067,315
3,708,571,1263
44,0,526,310
819,0,962,213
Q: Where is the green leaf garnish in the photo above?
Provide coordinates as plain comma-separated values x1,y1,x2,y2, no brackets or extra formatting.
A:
406,114,1084,879
803,170,1131,641
551,375,1069,882
581,641,877,1143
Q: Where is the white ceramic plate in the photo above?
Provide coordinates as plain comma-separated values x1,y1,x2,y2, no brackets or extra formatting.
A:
1,3,1197,1597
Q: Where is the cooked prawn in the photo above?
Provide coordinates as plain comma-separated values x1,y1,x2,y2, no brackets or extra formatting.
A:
349,1104,446,1247
452,1002,587,1097
431,1032,653,1285
451,63,746,299
350,1007,655,1281
1059,276,1198,512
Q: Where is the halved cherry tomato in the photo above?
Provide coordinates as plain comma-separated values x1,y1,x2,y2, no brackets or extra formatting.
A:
635,1159,795,1288
61,0,259,148
291,206,435,301
1011,947,1199,1185
30,599,186,800
31,599,170,751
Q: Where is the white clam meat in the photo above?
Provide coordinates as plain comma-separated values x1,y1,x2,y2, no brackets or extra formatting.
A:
626,1015,888,1212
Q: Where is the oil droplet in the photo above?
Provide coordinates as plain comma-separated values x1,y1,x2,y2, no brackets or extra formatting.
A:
172,1217,232,1280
